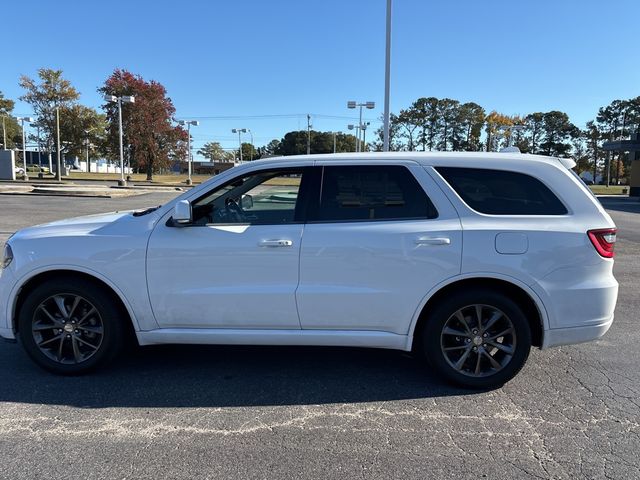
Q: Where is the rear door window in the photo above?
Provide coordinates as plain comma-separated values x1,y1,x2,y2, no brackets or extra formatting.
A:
310,165,438,222
436,167,567,215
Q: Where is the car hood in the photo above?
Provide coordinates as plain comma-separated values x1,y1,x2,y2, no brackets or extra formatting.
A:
11,211,149,241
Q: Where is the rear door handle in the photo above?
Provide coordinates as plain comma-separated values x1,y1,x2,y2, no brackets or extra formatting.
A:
259,239,293,247
415,237,451,246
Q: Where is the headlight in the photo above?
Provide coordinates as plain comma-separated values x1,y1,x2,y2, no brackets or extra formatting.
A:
1,244,13,269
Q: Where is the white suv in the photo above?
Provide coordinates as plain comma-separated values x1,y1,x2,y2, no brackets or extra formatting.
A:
0,152,618,388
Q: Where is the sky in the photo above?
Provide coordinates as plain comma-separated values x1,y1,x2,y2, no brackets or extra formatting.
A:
3,0,640,160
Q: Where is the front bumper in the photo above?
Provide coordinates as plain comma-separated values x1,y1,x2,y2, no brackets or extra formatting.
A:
0,266,16,341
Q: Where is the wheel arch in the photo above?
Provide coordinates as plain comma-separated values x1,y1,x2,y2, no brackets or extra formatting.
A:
408,274,548,351
10,266,138,338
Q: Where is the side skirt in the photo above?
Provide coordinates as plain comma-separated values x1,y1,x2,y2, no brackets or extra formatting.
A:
136,328,410,351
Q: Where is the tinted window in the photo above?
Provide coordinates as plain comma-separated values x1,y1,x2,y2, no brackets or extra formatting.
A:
191,169,306,225
312,165,438,222
436,167,567,215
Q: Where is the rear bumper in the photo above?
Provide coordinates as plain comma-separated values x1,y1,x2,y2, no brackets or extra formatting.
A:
542,315,613,349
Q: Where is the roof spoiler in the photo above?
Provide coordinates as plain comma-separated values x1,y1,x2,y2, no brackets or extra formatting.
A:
557,157,576,169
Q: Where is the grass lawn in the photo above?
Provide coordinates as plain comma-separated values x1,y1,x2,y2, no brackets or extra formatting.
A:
589,185,629,195
67,172,213,184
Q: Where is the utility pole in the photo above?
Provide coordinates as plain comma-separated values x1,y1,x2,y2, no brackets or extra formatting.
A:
307,114,311,155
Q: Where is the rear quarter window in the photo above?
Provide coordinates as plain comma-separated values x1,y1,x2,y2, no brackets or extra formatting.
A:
436,167,568,215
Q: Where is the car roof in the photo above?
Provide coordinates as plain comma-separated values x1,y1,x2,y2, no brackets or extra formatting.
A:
247,151,574,169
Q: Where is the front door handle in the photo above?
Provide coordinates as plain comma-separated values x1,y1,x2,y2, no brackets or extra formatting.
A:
415,237,451,246
259,239,293,247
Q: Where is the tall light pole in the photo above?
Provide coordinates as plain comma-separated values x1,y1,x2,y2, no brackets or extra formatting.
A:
31,122,43,171
232,128,247,163
348,124,359,152
104,94,135,185
361,122,371,152
55,107,62,181
383,0,392,152
347,101,375,152
83,127,97,173
247,129,254,161
177,120,199,185
15,117,34,172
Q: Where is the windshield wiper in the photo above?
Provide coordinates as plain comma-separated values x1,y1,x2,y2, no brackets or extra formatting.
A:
133,205,161,217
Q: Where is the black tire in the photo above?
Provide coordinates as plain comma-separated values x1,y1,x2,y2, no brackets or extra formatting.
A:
18,277,124,375
422,289,531,389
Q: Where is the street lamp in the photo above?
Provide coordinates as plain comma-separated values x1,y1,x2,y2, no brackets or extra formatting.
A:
31,122,43,170
347,101,375,152
361,122,371,152
83,127,98,173
15,117,34,175
347,124,359,152
247,129,254,161
177,120,199,185
104,94,135,185
231,128,247,163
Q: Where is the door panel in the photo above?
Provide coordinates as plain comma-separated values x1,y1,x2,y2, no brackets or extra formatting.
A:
296,220,461,334
147,223,303,328
146,166,310,329
296,163,462,335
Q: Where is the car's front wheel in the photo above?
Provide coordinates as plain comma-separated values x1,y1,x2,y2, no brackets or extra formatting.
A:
422,289,531,389
18,278,124,375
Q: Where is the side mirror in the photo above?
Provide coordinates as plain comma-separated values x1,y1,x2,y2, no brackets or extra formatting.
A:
241,194,253,210
173,200,192,225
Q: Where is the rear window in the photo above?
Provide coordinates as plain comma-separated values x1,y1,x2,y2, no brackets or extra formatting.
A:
436,167,568,215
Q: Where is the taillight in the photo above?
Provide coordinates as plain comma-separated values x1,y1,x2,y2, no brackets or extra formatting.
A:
588,228,617,258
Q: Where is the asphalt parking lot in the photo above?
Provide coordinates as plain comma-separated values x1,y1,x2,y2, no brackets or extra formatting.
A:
0,192,639,479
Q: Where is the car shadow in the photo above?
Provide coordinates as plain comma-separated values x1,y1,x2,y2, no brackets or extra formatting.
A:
0,343,475,408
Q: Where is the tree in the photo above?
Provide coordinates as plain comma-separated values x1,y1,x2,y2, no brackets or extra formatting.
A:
485,111,514,151
395,109,420,150
457,102,485,151
372,114,402,151
584,121,603,182
261,139,281,157
538,111,579,157
57,105,107,158
410,97,439,151
98,69,187,180
275,131,309,155
0,91,22,150
19,69,80,154
198,141,234,162
240,142,260,161
436,98,461,151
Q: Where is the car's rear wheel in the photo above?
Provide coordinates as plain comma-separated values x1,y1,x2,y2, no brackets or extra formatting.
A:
18,278,124,375
422,289,531,389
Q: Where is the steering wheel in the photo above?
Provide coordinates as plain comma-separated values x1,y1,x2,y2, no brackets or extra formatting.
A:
225,197,245,222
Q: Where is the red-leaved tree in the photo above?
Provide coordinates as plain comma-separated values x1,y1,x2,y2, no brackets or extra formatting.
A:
99,69,187,180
